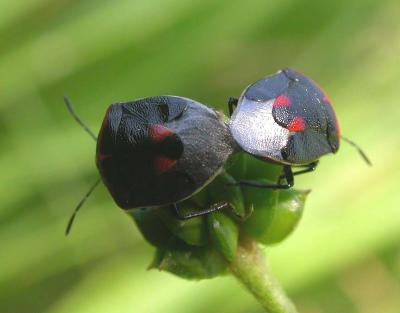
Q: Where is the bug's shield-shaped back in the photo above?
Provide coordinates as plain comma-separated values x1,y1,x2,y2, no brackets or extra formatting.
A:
230,69,340,165
97,96,235,209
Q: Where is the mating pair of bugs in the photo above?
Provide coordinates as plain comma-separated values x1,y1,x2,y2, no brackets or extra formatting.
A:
65,68,370,234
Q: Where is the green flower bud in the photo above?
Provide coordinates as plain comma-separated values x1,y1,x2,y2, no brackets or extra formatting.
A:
207,172,246,217
131,162,308,284
157,204,208,247
242,182,309,244
129,208,173,248
241,186,276,240
261,189,309,244
149,239,227,279
208,212,239,262
227,153,282,182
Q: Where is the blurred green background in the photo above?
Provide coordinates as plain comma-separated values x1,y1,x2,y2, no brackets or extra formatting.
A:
1,0,400,312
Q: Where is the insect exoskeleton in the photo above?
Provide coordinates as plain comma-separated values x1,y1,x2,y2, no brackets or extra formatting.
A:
228,68,341,188
96,95,236,209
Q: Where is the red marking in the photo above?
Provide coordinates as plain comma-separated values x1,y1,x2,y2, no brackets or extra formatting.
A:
322,94,331,104
273,95,291,108
154,156,176,174
287,116,306,132
97,153,111,162
148,125,174,143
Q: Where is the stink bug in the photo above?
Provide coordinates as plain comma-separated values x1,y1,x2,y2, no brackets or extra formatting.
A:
64,96,236,234
228,68,370,189
96,96,235,208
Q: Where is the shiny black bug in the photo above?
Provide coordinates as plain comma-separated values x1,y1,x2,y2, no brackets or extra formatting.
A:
64,96,236,234
228,68,370,189
96,96,235,209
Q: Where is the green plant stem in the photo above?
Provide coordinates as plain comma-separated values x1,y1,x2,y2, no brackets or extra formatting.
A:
229,236,298,313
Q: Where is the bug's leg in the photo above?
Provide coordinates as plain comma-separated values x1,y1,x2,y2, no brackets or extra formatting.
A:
172,201,232,220
231,165,294,189
278,161,319,183
293,161,319,177
228,97,238,116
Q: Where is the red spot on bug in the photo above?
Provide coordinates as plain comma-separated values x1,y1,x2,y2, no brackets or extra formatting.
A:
287,116,306,132
148,125,174,143
154,156,177,174
97,153,111,162
322,94,331,104
273,95,291,108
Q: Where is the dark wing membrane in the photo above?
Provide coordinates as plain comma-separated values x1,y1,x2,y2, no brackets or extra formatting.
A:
273,78,328,132
272,69,340,164
168,100,236,196
119,96,187,130
282,131,333,164
283,69,340,151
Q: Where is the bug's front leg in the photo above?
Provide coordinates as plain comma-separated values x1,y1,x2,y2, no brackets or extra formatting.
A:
172,201,232,220
277,161,319,184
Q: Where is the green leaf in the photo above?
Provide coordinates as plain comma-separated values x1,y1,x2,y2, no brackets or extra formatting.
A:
150,239,228,280
208,212,239,262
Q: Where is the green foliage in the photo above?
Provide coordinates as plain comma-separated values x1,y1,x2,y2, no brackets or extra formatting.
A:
1,0,400,312
131,155,308,281
150,239,227,280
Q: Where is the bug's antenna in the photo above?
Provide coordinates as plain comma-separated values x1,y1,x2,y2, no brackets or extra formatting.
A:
64,96,97,141
341,136,372,166
66,178,101,236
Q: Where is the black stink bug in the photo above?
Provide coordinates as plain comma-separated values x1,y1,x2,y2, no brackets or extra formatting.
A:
228,68,370,189
96,96,235,208
64,96,236,234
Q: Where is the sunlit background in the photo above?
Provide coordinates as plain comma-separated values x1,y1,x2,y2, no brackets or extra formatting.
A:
1,0,400,312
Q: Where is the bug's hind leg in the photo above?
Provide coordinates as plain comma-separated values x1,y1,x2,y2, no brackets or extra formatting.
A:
228,97,238,116
172,202,232,220
278,161,319,184
231,166,294,189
